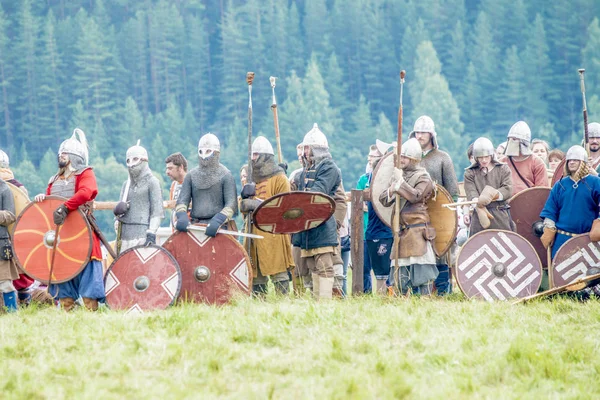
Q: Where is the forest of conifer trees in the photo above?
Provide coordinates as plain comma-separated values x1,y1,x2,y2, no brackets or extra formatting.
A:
1,0,599,231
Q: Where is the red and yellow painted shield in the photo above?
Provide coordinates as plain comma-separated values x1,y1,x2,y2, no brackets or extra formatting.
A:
12,196,92,284
252,191,336,234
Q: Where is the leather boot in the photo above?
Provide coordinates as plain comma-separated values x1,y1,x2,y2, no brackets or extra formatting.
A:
318,276,334,300
2,291,17,312
82,297,99,311
273,280,290,296
311,273,320,298
252,284,268,298
60,297,76,312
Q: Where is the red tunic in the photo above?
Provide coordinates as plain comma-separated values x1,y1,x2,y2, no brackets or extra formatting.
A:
46,168,102,260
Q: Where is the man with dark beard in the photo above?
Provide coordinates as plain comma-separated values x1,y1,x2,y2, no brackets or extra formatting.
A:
175,133,237,236
34,129,104,311
587,123,600,172
113,141,164,253
240,136,294,295
292,124,342,300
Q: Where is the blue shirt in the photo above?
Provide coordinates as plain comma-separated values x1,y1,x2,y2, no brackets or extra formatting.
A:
364,173,393,240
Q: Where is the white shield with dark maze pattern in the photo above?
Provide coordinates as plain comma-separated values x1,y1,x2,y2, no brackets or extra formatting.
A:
456,229,542,301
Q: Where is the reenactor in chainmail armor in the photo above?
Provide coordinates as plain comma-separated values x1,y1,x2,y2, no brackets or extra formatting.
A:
34,129,105,311
408,116,459,294
292,124,343,300
113,141,164,252
240,136,294,295
175,133,238,236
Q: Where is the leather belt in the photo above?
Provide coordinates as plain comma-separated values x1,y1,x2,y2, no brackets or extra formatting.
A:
400,223,427,231
557,229,578,237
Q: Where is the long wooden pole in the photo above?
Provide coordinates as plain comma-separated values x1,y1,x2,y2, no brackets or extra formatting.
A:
270,76,283,164
351,189,364,295
579,69,590,157
246,72,255,257
392,71,406,290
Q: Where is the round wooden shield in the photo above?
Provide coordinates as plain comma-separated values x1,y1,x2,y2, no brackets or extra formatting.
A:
371,152,396,227
12,196,92,284
162,227,251,304
252,191,335,234
507,187,551,268
429,185,458,256
551,159,566,186
552,234,600,288
104,245,181,314
6,181,30,234
455,229,543,301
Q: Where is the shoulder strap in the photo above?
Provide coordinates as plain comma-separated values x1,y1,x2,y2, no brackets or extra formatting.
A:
508,157,531,189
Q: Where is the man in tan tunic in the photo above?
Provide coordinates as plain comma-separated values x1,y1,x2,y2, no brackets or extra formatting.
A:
241,136,294,295
0,178,18,311
380,138,437,295
464,137,515,235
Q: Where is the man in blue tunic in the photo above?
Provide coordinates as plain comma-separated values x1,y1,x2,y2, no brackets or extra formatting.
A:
540,145,600,258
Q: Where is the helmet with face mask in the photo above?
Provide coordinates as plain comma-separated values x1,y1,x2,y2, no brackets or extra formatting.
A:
58,128,89,170
505,121,532,156
198,133,221,160
0,149,8,169
126,140,150,179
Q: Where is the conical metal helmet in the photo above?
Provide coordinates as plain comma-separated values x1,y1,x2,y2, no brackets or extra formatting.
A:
472,137,495,158
408,115,438,148
252,136,274,155
507,121,531,142
589,122,600,139
0,149,8,168
302,123,328,149
126,139,149,167
401,138,423,161
565,145,587,162
58,128,89,166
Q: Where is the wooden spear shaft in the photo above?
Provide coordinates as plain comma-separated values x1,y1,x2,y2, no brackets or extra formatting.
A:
579,69,590,157
392,71,406,289
270,76,283,164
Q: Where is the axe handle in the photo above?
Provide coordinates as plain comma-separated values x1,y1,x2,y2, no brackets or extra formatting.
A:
87,213,118,260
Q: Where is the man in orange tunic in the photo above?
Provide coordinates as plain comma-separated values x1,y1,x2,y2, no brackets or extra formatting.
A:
240,136,294,295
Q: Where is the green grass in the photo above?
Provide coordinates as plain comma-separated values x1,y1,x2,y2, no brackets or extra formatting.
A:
1,295,600,399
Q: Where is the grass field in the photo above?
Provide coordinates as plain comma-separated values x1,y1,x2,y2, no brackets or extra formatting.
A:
1,294,599,399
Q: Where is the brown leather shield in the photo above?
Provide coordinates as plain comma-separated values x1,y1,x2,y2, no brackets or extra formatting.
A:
455,230,542,301
6,181,30,234
371,152,396,227
12,196,92,283
252,191,335,234
105,245,181,313
507,187,551,268
552,234,600,288
162,227,251,304
429,185,458,256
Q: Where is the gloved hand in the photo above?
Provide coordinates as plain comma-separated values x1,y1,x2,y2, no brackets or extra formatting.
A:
278,162,288,174
53,204,69,225
241,183,256,199
144,232,156,246
241,199,261,213
477,186,500,207
34,194,46,203
175,211,190,232
113,201,129,217
540,226,556,249
475,206,493,229
205,212,227,237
